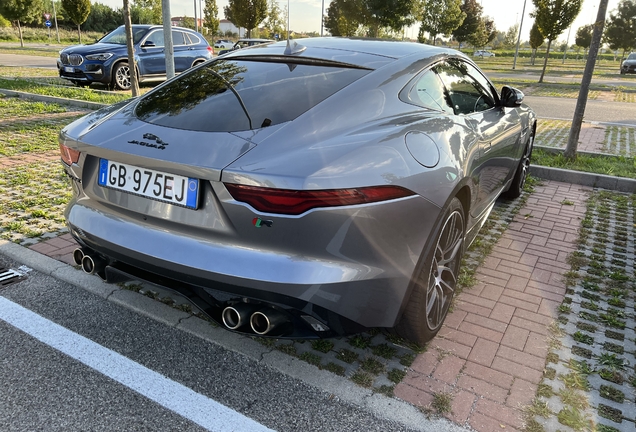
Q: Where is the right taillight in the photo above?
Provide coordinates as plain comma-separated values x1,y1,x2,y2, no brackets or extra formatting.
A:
224,183,415,215
59,143,80,165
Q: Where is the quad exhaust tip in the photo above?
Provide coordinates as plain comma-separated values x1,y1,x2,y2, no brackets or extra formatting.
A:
72,248,85,266
221,303,256,330
81,253,105,275
250,308,289,335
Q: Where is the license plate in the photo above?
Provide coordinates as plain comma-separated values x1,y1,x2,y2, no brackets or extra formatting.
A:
98,159,199,209
64,66,74,73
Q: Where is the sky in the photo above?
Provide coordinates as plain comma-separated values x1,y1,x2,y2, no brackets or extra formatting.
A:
92,0,623,43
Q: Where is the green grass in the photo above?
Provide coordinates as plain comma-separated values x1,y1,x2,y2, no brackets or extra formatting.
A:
0,161,72,242
0,77,130,104
0,114,84,156
532,149,636,179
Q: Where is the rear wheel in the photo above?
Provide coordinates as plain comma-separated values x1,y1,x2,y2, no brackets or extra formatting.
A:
503,129,534,199
395,198,465,345
112,61,131,91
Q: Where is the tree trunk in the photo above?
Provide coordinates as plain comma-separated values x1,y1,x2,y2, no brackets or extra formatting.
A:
531,48,536,65
77,24,81,44
539,39,552,83
123,0,140,96
563,0,609,160
17,20,24,48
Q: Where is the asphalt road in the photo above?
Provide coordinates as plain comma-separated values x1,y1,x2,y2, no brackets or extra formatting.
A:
524,95,636,125
0,53,57,69
489,71,636,88
0,250,466,432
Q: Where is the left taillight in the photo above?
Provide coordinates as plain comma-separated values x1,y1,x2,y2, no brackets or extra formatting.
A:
224,183,415,215
59,143,80,165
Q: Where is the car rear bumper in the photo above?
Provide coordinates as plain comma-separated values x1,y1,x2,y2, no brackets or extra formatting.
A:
64,190,441,332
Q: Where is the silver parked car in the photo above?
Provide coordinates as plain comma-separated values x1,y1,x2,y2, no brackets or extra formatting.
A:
60,38,536,345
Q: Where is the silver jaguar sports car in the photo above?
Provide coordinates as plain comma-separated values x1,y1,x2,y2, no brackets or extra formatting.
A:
60,37,536,345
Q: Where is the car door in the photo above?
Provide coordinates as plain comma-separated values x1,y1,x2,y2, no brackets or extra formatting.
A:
172,30,191,73
138,29,165,76
435,60,520,218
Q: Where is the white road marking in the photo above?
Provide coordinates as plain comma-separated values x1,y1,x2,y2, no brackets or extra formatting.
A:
0,296,273,432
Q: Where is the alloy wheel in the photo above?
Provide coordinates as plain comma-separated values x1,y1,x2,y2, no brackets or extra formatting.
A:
518,135,534,191
426,209,464,331
115,65,131,90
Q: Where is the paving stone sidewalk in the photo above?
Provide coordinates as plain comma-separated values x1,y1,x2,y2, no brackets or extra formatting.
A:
536,119,636,157
393,180,590,431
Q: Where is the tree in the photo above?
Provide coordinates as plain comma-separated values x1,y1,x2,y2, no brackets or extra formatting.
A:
365,0,416,37
529,21,544,65
262,0,284,39
224,0,267,38
483,16,497,44
131,0,161,24
531,0,583,83
575,24,592,58
83,3,123,33
324,0,367,37
452,0,483,49
503,24,519,48
564,0,610,160
0,0,43,47
62,0,91,43
604,0,636,60
203,0,219,35
418,0,465,45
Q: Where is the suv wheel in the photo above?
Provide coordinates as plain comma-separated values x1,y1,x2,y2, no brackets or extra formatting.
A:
112,61,131,91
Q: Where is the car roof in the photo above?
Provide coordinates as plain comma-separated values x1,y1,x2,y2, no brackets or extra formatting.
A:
119,24,200,33
237,38,274,42
225,37,460,69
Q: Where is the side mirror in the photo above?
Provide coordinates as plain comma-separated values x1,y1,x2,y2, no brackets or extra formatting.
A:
501,86,524,108
142,41,156,48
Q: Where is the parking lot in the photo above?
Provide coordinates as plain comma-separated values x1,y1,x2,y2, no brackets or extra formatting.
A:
1,50,636,431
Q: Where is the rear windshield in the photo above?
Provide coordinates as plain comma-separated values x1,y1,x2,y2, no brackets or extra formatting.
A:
135,59,370,132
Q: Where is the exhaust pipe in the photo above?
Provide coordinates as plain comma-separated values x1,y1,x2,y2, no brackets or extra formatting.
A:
250,308,290,335
221,303,256,330
72,248,85,266
81,253,106,275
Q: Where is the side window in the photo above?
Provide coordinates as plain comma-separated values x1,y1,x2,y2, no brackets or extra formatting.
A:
404,70,453,114
171,30,185,46
435,61,495,115
145,30,164,47
462,61,498,108
185,33,201,45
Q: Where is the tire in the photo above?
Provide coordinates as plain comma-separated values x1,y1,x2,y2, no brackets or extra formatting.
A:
394,198,466,345
112,61,131,91
503,129,534,199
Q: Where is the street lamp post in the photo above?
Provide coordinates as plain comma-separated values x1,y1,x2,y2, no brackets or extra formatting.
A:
562,24,573,64
194,0,198,33
512,0,527,70
321,0,324,36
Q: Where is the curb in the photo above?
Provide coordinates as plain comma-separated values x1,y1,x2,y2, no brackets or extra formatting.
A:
0,88,107,110
530,165,636,193
0,239,464,432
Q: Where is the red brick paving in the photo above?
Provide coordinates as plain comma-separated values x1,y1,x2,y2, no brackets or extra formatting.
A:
27,180,590,431
394,181,590,430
